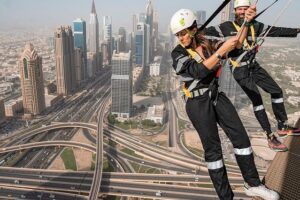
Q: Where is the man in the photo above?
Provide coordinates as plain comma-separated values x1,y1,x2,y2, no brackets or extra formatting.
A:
205,0,300,152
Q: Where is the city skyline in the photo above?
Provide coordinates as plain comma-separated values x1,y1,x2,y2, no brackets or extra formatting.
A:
0,1,299,200
1,0,300,33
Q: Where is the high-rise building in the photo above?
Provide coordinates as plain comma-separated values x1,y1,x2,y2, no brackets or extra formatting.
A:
146,0,154,61
89,0,99,54
146,0,153,36
111,50,132,119
73,18,87,80
153,11,159,52
128,32,134,49
103,16,113,62
138,13,147,24
0,98,5,123
101,42,109,66
219,2,246,107
115,36,122,54
132,14,138,34
196,10,206,25
87,52,97,78
118,27,127,52
221,1,235,22
135,23,149,68
74,48,83,86
54,26,75,96
4,99,23,117
19,44,45,116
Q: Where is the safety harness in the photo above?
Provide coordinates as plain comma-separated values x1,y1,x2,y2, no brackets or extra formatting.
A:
228,0,290,70
180,46,221,102
180,47,204,98
229,22,256,69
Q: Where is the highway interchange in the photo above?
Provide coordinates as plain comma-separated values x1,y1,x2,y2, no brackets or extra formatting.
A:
0,56,266,199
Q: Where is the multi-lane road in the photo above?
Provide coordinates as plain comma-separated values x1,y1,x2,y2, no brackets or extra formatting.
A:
0,54,269,200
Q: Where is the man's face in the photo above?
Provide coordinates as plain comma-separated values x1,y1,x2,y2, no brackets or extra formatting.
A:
235,6,249,20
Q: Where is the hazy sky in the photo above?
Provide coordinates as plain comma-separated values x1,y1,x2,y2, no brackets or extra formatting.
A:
0,0,299,33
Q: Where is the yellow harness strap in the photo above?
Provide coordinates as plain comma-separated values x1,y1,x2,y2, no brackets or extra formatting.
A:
180,45,204,98
230,22,256,68
232,22,256,49
230,58,241,68
182,83,192,98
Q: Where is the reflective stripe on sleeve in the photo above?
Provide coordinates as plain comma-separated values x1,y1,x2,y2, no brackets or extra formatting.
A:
176,56,189,73
179,75,194,82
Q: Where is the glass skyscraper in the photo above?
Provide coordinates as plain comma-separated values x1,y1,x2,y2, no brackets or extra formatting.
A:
73,18,87,79
135,23,149,67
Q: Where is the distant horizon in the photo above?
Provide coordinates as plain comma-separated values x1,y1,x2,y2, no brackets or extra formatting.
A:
1,0,299,34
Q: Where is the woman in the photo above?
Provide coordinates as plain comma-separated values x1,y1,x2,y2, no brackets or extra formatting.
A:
170,6,279,200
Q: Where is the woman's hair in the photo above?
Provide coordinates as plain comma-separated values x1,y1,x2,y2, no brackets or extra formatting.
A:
195,32,214,56
187,21,215,57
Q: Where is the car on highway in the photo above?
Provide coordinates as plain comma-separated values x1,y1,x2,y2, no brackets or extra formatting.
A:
155,191,162,197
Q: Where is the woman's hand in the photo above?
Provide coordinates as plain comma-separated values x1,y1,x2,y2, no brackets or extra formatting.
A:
245,5,256,22
218,36,239,55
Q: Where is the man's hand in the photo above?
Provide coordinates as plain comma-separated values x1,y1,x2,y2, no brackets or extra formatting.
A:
245,5,257,22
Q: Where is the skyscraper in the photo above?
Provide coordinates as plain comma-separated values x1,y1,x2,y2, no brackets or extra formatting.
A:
138,13,147,24
111,51,132,118
132,14,138,58
118,27,127,52
19,44,45,116
54,26,75,96
73,18,87,80
146,0,154,61
89,0,99,54
153,10,159,52
196,10,206,25
135,23,149,68
74,48,83,86
101,42,109,66
87,52,97,78
146,0,153,36
221,1,235,22
219,1,246,107
132,14,138,34
103,16,113,62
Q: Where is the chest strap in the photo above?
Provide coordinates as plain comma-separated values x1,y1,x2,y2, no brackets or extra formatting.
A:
229,22,256,68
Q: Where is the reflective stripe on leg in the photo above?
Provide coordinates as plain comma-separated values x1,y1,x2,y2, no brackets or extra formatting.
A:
206,159,223,170
253,105,264,111
271,98,283,103
234,147,253,156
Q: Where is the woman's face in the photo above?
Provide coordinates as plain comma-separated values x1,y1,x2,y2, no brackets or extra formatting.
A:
176,29,193,47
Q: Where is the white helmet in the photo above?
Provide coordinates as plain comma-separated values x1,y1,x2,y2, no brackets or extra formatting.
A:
170,9,197,35
234,0,251,8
